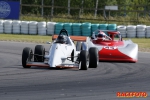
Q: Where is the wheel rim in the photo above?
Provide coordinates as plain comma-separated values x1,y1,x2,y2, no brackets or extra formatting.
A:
86,54,89,68
26,50,33,63
97,50,99,65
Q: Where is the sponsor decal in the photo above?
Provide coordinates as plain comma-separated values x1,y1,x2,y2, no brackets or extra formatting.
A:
104,46,117,50
0,0,20,19
0,1,11,18
117,92,148,98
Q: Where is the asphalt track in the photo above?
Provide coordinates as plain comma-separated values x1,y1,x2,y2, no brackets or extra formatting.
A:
0,41,149,100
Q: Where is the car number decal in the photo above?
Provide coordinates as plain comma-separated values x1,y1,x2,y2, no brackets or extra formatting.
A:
104,46,117,50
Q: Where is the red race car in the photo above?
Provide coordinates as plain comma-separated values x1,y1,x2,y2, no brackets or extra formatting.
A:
85,30,138,62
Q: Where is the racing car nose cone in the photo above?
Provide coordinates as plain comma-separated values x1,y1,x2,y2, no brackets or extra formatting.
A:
48,44,62,67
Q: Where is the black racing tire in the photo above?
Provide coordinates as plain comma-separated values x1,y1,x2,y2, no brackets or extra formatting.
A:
76,41,82,51
71,50,74,62
79,50,88,70
34,45,45,62
22,47,33,68
89,47,99,68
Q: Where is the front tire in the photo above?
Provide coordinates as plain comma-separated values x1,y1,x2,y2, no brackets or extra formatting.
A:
22,47,33,68
79,50,88,70
89,47,99,68
34,45,45,62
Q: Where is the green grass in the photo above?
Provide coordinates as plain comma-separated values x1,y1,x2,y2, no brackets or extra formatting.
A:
128,38,150,52
0,34,150,52
0,34,52,43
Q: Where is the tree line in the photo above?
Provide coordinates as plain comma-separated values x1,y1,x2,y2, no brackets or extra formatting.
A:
21,0,150,16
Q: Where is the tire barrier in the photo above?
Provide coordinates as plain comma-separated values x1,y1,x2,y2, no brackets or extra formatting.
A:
0,20,4,33
54,23,64,35
4,20,12,34
99,24,108,35
108,24,117,35
99,24,108,30
72,23,81,36
136,25,146,38
108,24,117,30
63,23,72,35
21,21,29,34
126,25,136,38
47,22,56,35
91,24,99,33
117,25,126,38
12,20,21,34
146,26,150,38
29,21,38,35
38,22,46,35
81,22,91,36
0,20,150,38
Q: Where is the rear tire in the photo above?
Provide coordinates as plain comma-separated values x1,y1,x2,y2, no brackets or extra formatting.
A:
34,45,45,62
89,47,99,68
79,50,88,70
22,47,33,68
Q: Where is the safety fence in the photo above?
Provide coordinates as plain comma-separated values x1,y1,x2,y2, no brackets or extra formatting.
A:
0,20,150,38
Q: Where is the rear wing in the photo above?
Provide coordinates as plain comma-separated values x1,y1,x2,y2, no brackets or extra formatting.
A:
52,35,87,42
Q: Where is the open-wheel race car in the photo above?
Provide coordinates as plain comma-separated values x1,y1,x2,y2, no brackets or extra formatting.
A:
22,29,99,70
85,29,138,62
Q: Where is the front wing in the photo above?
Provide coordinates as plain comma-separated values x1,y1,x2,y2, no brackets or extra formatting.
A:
26,62,79,69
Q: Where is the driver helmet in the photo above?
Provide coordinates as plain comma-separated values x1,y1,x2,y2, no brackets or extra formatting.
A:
97,31,106,40
97,33,104,38
56,35,67,44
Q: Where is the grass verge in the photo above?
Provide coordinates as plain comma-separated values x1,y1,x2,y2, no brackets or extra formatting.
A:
127,38,150,52
0,34,150,52
0,34,52,43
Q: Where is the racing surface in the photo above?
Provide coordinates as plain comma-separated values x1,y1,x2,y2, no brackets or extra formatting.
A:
0,41,149,100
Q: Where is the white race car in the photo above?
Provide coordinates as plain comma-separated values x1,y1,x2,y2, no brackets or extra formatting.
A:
22,29,99,70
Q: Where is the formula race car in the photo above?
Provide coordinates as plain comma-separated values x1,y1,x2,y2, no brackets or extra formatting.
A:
22,29,99,70
85,29,138,62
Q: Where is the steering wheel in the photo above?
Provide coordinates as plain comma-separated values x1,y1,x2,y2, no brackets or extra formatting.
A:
59,29,69,36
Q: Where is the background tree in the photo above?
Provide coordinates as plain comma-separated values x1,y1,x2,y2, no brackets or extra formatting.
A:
20,0,149,17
